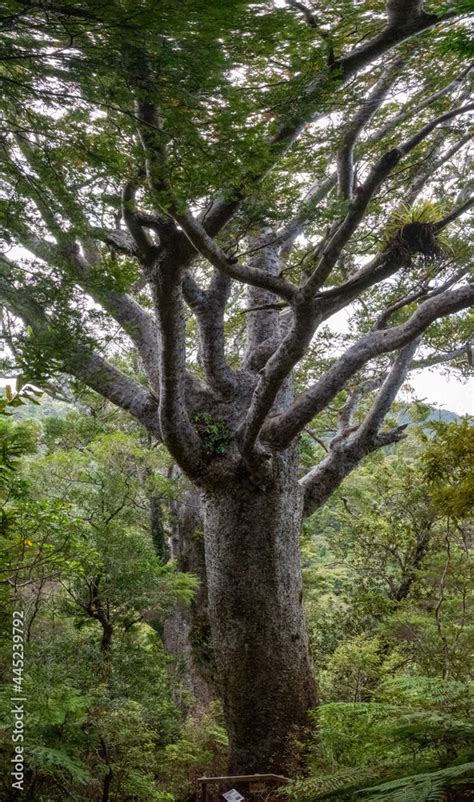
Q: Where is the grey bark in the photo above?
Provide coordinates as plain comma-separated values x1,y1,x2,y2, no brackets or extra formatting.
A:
337,62,400,201
204,448,317,774
164,488,215,709
149,493,169,562
301,341,420,516
265,284,474,451
244,229,283,362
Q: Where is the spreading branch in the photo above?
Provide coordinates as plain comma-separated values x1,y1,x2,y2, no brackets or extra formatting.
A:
337,62,401,201
301,102,473,300
264,283,474,450
188,0,457,246
169,210,297,302
0,255,162,436
152,258,207,480
186,270,236,396
301,338,421,516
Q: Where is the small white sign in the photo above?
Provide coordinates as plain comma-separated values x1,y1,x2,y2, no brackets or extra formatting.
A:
222,790,245,802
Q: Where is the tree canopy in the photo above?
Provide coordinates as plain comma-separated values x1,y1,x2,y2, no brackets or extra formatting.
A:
0,0,473,786
0,0,472,478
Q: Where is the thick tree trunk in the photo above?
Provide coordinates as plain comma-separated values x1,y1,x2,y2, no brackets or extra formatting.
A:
204,450,317,774
163,488,215,709
149,492,170,562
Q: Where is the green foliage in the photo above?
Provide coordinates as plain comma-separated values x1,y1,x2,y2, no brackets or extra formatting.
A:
0,0,472,792
382,201,451,254
0,408,215,801
191,413,234,457
0,380,43,418
385,200,448,230
288,762,474,802
0,396,471,800
355,762,474,801
1,0,471,379
158,702,228,800
421,418,474,519
0,417,38,483
27,746,91,788
295,421,473,801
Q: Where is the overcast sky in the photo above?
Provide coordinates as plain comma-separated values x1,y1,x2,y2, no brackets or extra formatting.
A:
326,308,473,417
408,369,472,416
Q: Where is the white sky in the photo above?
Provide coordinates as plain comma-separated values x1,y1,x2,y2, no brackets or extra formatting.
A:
326,308,473,416
409,369,472,415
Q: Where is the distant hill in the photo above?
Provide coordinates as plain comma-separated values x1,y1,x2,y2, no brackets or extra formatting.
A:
11,395,71,421
397,406,463,427
10,394,467,430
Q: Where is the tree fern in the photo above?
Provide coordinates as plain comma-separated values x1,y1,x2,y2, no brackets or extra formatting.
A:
286,763,474,802
355,762,474,801
286,766,387,801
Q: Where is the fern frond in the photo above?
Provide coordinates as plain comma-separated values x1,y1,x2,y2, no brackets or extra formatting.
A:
355,761,474,801
286,762,474,802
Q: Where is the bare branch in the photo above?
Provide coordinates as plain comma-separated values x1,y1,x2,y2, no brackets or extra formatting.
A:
386,0,426,25
80,280,161,392
301,422,408,517
237,301,315,462
373,287,428,330
169,210,298,302
301,339,420,516
411,343,472,369
264,283,474,450
90,227,139,256
189,4,457,245
276,174,337,255
12,223,161,391
71,349,162,438
234,117,471,464
244,229,285,366
152,259,207,479
434,197,474,231
371,65,472,145
301,103,472,299
356,338,420,440
121,181,156,263
276,88,470,258
336,9,456,81
398,103,474,157
135,95,170,202
337,62,401,201
0,256,162,436
186,270,236,396
406,134,471,205
301,148,403,297
285,1,319,30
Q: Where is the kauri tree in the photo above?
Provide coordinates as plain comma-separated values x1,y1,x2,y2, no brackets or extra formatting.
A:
0,0,473,773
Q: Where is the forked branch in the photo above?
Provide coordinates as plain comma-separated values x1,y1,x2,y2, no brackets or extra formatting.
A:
264,283,474,450
301,339,420,516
